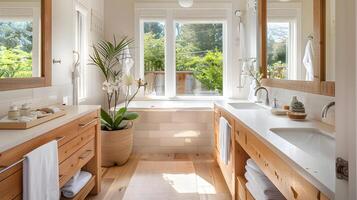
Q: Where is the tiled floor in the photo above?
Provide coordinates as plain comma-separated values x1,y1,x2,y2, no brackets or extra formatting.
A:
86,154,231,200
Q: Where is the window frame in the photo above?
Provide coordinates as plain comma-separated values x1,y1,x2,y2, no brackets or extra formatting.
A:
135,2,233,100
74,3,88,102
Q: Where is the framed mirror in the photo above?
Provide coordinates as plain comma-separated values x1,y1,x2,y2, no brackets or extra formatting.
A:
0,0,51,91
258,0,335,96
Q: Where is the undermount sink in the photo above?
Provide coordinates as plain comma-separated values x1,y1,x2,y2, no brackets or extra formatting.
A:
228,102,268,110
270,128,335,161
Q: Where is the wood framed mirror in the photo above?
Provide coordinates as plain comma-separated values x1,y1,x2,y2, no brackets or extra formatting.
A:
0,0,52,91
258,0,335,96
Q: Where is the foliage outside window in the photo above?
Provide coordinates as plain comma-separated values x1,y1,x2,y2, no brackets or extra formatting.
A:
143,21,224,96
0,21,33,78
267,22,289,80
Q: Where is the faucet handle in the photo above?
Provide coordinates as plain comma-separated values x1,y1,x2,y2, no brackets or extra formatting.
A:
273,98,278,108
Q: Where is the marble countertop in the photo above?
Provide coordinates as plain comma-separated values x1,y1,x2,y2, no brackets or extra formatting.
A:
214,100,335,199
0,105,100,153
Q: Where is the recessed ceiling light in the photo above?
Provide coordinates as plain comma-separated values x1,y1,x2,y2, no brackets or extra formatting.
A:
179,0,193,8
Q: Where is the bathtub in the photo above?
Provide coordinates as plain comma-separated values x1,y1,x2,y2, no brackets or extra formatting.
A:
127,100,214,154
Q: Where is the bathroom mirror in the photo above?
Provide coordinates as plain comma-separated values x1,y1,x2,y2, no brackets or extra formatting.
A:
325,0,335,82
259,0,335,96
0,0,51,91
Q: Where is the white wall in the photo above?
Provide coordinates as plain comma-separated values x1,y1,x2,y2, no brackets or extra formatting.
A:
76,0,106,106
0,0,104,116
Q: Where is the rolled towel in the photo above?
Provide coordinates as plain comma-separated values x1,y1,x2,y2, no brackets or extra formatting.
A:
62,171,92,198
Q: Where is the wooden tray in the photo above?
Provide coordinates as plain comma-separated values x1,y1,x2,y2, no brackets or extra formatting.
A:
0,110,66,130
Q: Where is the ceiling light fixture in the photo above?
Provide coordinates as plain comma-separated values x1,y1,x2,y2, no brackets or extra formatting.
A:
179,0,193,8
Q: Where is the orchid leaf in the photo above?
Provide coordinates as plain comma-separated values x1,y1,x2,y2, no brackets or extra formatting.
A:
101,108,113,125
123,112,139,120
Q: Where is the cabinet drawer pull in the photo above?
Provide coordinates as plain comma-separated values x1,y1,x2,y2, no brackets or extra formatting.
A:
79,118,98,128
79,150,93,159
291,186,298,199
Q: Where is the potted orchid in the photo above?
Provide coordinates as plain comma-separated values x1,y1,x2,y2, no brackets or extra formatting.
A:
90,37,146,166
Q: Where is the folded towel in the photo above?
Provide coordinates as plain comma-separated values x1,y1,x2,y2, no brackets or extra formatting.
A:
62,171,92,198
219,117,231,165
63,170,81,188
246,159,263,174
246,181,285,200
245,171,283,198
246,182,264,200
23,140,60,200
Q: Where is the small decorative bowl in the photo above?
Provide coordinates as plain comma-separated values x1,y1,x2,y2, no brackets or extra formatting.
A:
287,111,308,121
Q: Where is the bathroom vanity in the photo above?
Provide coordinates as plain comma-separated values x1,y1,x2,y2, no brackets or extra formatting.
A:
0,106,101,200
214,102,334,200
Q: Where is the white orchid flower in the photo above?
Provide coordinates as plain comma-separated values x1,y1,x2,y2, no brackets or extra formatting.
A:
102,81,114,94
123,74,135,86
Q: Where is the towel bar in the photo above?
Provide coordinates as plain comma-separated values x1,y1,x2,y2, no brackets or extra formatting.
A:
0,137,65,175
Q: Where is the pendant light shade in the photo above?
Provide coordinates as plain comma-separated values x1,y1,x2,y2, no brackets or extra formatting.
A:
179,0,193,8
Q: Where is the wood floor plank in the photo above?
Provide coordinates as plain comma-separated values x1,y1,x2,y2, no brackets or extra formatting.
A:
86,154,230,200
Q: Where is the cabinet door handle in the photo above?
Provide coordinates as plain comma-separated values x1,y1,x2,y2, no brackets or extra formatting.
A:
79,118,98,128
291,186,298,199
79,150,93,159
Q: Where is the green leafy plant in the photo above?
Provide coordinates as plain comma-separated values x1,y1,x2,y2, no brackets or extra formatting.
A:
90,36,147,131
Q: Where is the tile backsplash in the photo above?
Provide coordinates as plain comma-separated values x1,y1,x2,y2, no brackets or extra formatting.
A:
0,84,73,117
267,87,335,126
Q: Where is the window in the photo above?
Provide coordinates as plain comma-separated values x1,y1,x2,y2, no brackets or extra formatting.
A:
75,7,88,101
267,20,297,80
0,4,41,79
175,23,223,96
140,20,226,97
143,21,166,96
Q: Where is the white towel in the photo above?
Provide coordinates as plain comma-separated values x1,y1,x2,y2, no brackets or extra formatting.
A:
23,140,60,200
303,40,314,81
245,171,284,198
246,182,264,200
246,159,263,174
62,171,92,198
246,181,285,200
120,45,134,76
219,117,231,165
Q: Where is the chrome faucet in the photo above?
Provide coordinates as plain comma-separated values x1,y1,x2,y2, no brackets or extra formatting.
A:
322,102,335,118
255,86,270,106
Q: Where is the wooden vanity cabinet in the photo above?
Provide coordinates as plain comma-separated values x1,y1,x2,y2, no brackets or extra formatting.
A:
213,106,236,199
0,110,101,200
235,119,329,200
214,106,331,200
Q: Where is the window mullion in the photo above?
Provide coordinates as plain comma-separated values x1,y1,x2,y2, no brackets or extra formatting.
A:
165,10,176,98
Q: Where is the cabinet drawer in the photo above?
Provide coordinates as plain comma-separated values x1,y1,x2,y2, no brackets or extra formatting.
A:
78,112,98,133
58,127,95,163
0,170,22,200
59,140,95,187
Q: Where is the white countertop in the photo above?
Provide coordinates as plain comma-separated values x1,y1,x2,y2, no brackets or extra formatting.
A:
215,100,335,199
0,105,100,153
